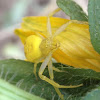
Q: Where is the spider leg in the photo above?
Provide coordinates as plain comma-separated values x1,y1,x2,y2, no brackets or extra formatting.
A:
38,52,83,88
47,8,61,37
47,8,88,38
47,17,52,36
54,87,64,100
48,8,61,17
53,20,88,38
48,59,54,80
48,59,64,100
52,66,64,72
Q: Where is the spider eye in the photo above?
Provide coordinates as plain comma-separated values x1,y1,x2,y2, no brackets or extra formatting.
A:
24,35,42,62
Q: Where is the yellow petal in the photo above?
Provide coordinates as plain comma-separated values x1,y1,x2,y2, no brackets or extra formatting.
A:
22,16,69,36
15,29,36,44
15,16,100,72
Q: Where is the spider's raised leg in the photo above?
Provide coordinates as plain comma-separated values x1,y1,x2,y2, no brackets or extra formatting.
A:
48,8,61,17
47,8,88,38
53,20,88,38
47,8,61,37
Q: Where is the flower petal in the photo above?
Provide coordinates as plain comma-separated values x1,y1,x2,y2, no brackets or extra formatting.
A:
15,16,100,72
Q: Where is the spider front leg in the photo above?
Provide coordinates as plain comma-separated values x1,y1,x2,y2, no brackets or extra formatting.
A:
53,20,88,38
47,8,61,37
38,52,83,88
47,8,88,38
48,59,54,80
48,58,64,100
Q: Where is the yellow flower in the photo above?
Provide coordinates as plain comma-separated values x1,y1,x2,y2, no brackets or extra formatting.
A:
15,8,100,100
15,16,100,72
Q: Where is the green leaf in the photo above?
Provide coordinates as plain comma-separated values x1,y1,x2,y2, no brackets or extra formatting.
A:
88,0,100,54
0,59,100,100
83,86,100,100
56,0,88,21
0,59,59,100
0,79,45,100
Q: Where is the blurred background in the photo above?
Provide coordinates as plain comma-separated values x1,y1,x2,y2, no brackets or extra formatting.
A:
0,0,88,60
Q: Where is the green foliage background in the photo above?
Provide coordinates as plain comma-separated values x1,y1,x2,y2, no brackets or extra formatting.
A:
0,59,100,100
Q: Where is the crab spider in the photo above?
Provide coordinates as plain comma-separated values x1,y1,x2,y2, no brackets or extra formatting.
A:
24,8,85,100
